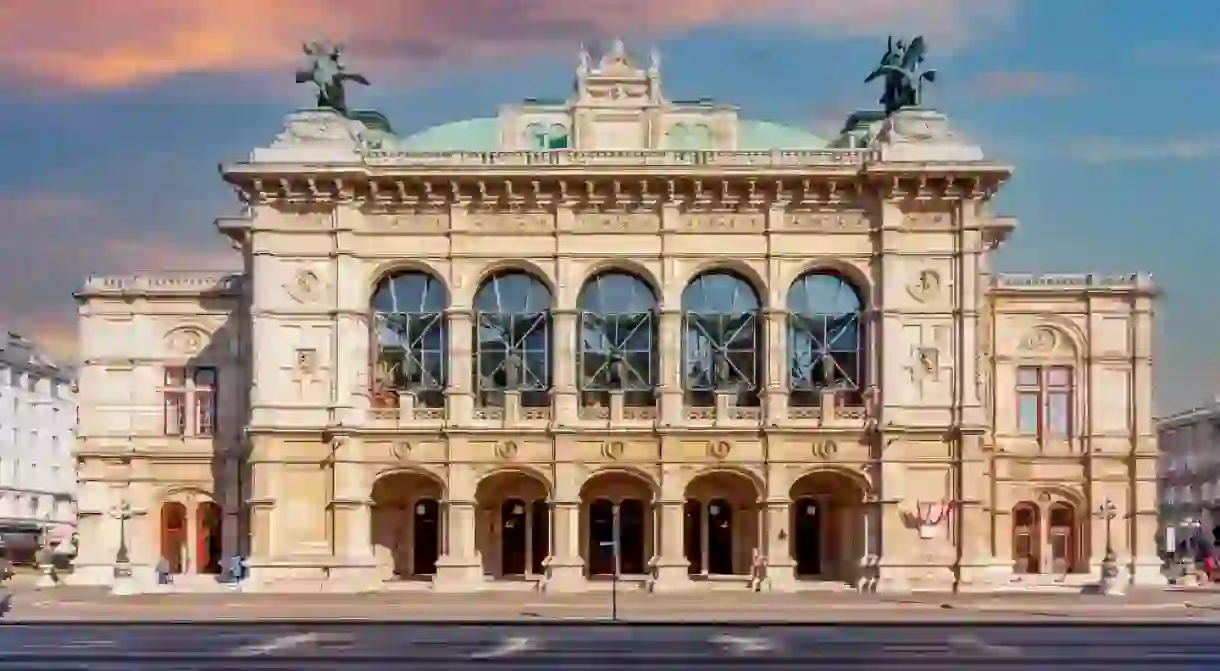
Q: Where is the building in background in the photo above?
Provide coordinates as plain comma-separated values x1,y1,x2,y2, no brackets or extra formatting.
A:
1157,401,1220,553
72,42,1162,592
0,328,76,561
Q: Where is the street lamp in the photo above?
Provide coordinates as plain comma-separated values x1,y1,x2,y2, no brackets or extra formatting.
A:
598,502,623,622
1095,499,1119,583
109,500,133,579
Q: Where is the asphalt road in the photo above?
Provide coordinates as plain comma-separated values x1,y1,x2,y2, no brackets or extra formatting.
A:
2,622,1220,669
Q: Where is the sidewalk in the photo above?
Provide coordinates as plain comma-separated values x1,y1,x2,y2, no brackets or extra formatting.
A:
9,588,1220,623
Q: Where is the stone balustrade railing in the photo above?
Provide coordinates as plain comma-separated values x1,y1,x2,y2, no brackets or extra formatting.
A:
82,272,244,294
361,147,878,168
991,272,1153,290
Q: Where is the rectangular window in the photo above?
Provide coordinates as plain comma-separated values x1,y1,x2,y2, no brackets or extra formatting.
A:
1014,365,1074,440
163,366,217,437
164,391,186,436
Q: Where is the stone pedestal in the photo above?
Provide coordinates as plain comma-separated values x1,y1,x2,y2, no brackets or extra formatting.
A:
541,557,587,593
1096,552,1125,596
432,555,485,592
648,558,694,593
871,107,985,163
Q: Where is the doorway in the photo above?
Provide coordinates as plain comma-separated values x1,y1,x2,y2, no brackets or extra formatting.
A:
793,497,822,576
501,499,527,576
413,499,440,575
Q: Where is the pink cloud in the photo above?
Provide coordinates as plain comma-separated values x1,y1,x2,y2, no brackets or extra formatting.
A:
966,71,1086,99
0,0,1015,91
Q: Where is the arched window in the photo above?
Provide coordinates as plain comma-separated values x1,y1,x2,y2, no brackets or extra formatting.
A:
666,124,691,149
787,271,865,407
577,271,658,408
371,271,448,409
681,271,761,407
474,271,552,407
524,123,548,150
547,123,569,149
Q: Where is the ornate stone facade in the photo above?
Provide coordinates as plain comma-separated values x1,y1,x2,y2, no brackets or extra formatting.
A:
72,46,1163,592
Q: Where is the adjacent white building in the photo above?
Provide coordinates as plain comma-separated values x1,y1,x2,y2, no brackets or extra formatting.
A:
1157,401,1220,551
0,328,76,549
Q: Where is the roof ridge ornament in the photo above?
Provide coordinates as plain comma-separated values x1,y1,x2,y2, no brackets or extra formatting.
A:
864,36,937,116
296,40,370,115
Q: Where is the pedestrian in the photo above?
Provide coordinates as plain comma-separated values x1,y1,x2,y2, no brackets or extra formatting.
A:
155,556,170,586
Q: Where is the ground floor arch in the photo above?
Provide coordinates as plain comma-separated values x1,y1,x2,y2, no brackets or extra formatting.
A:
1012,490,1085,575
580,470,655,577
788,470,867,584
157,493,222,575
684,470,762,577
370,471,444,580
475,470,550,578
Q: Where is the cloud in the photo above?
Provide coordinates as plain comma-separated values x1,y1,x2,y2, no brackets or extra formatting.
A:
0,191,240,362
0,0,1014,91
1134,42,1220,66
965,71,1087,99
1070,135,1220,164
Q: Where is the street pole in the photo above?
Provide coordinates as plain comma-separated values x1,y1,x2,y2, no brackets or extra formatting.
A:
600,506,622,622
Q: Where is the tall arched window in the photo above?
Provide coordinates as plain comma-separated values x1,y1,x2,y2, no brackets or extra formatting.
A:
578,271,658,408
524,123,548,150
547,123,570,149
787,271,865,407
666,124,691,149
681,271,761,407
371,271,448,409
474,271,552,407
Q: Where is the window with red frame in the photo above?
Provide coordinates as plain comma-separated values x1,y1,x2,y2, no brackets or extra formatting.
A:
1016,365,1072,439
163,366,217,437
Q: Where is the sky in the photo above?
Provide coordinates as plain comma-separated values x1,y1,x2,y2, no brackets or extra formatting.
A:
0,0,1215,414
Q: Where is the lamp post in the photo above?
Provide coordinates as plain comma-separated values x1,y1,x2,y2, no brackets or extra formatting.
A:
34,510,55,588
109,500,133,580
598,502,622,622
1094,499,1121,593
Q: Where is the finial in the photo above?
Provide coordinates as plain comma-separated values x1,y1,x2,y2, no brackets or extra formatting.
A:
578,43,590,73
609,37,626,58
649,46,661,72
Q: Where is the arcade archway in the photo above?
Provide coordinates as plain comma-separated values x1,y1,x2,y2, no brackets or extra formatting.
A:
580,470,654,577
475,470,550,578
789,470,866,584
684,471,761,577
370,472,444,580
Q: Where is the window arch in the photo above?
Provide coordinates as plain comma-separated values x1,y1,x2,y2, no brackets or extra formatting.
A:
547,123,569,149
681,270,762,407
524,123,547,150
371,271,448,409
577,271,658,408
474,270,552,407
666,124,691,149
787,271,865,407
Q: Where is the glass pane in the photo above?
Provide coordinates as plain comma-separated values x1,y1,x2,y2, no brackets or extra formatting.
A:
1047,391,1071,437
164,392,185,435
1047,366,1072,388
165,367,186,387
193,368,216,387
787,272,864,394
1016,366,1039,387
1017,392,1040,434
577,272,658,392
194,391,215,437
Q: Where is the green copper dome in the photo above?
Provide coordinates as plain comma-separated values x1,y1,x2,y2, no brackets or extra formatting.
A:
736,120,826,150
396,117,826,151
398,118,501,151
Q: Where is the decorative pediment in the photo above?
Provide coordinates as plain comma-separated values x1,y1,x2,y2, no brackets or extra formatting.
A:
1018,326,1069,355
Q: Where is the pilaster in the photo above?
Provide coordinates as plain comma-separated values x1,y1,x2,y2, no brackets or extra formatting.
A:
658,310,684,426
552,309,580,425
444,309,475,425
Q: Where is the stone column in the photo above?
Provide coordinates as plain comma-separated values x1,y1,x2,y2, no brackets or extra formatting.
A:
543,500,586,591
762,499,796,591
657,310,684,426
433,500,483,591
185,501,199,575
762,309,789,423
650,471,692,591
445,309,475,425
551,309,579,425
329,438,377,590
221,456,242,561
434,465,482,591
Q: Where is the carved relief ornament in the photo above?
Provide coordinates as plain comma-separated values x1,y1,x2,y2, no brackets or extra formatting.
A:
495,441,519,460
576,213,658,233
285,268,325,304
1019,326,1059,353
602,441,625,460
707,441,732,460
786,211,867,230
682,213,764,233
907,269,942,303
811,440,838,460
165,327,209,356
391,441,412,461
